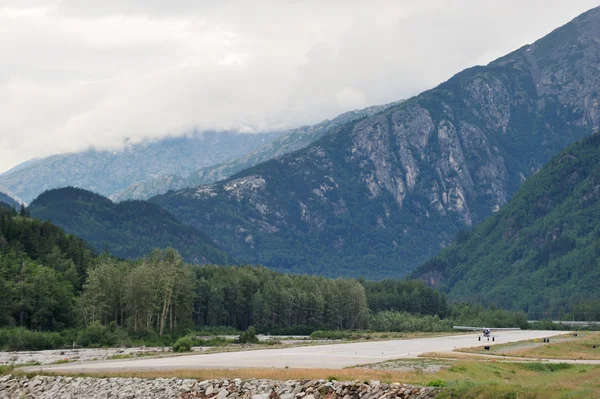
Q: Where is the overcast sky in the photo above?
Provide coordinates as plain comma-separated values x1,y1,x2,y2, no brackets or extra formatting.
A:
0,0,598,172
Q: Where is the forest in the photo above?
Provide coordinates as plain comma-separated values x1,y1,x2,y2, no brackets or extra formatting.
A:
411,132,600,316
0,203,552,351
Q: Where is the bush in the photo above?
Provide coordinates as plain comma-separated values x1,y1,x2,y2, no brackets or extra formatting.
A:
255,325,320,336
194,326,240,336
520,362,573,372
428,379,447,387
76,322,128,348
0,328,65,351
172,336,194,353
238,326,259,344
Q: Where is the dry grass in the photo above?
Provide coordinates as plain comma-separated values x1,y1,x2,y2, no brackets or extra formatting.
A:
23,361,600,398
21,367,417,383
457,332,600,361
504,332,600,360
419,351,490,360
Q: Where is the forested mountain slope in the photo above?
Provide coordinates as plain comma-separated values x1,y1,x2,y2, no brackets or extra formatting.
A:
152,7,600,279
29,188,234,265
0,185,21,208
111,101,402,202
0,131,281,204
411,132,600,316
0,205,95,329
0,193,17,209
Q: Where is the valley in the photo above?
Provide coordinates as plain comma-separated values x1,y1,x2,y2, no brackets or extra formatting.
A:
1,3,600,398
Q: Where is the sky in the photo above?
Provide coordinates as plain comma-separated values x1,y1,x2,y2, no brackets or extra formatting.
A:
0,0,598,173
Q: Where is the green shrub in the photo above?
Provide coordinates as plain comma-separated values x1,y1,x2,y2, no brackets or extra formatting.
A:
76,322,128,348
310,330,354,340
0,328,65,351
0,364,15,375
172,336,194,353
520,362,573,372
427,379,447,387
194,326,240,336
238,326,259,344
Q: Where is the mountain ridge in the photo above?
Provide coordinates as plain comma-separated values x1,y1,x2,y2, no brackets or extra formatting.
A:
0,184,22,208
29,187,234,265
151,6,600,279
0,131,282,203
110,100,403,202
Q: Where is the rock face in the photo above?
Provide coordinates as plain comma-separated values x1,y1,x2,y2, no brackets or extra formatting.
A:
0,375,439,399
112,101,402,202
186,101,404,188
152,7,600,279
0,131,282,204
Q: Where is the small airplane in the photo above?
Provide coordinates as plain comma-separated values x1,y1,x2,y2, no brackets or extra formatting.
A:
453,326,521,341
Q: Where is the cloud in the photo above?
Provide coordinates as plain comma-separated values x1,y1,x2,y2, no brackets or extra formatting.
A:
0,0,598,172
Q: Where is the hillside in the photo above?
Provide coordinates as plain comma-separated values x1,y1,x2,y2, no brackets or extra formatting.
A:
111,101,402,202
152,7,600,279
0,193,17,209
0,184,21,208
411,132,600,315
0,131,281,204
29,188,234,265
0,205,96,329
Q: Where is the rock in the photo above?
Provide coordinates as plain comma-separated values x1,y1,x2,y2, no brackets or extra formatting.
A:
206,384,215,395
0,375,439,399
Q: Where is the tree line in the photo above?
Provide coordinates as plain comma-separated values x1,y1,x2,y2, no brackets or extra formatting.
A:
0,204,531,347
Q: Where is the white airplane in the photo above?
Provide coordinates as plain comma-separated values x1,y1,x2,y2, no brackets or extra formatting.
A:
453,326,521,341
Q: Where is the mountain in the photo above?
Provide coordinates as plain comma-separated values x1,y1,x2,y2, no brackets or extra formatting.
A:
411,132,600,315
0,200,14,210
110,175,188,203
152,7,600,279
111,101,403,202
0,184,22,208
29,188,234,265
0,131,282,204
186,101,405,187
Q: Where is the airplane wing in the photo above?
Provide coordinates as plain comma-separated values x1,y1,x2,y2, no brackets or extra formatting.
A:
489,328,521,331
453,326,482,331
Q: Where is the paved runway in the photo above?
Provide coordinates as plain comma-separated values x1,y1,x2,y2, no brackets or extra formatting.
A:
35,330,563,372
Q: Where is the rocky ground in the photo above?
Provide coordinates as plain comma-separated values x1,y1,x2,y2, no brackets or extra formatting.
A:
0,375,439,399
362,359,453,373
0,336,320,366
0,347,170,366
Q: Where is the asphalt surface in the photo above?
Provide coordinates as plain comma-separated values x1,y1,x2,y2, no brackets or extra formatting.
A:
31,330,565,372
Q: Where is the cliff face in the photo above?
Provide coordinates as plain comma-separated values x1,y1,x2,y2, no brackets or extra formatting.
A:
110,101,402,202
152,8,600,278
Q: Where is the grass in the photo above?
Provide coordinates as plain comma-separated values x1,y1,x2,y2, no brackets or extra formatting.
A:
106,351,164,360
457,332,600,361
503,332,600,360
